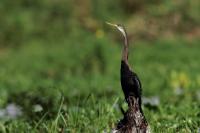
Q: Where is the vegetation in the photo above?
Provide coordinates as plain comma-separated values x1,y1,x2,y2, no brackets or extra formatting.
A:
0,0,199,132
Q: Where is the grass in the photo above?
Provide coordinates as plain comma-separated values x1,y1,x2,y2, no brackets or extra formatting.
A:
0,34,200,132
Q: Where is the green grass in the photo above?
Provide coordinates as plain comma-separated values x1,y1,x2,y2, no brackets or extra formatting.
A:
0,0,199,132
0,35,200,132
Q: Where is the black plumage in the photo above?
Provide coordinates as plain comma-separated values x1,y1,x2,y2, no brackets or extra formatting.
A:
121,60,142,110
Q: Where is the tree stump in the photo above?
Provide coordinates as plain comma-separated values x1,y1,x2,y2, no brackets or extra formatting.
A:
113,97,150,133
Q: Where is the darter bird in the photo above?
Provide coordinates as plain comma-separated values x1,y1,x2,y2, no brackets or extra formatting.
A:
106,22,149,133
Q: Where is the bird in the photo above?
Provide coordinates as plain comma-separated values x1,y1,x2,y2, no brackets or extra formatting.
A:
106,22,142,112
106,22,149,133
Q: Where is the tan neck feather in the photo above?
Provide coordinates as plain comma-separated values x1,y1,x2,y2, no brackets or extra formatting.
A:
121,31,129,66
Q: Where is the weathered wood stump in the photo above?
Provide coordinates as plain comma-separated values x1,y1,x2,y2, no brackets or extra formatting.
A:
113,97,150,133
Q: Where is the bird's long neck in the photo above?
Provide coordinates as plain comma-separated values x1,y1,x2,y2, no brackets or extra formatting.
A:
122,31,129,66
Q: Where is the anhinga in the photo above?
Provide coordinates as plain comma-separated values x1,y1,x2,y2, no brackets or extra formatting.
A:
106,22,149,133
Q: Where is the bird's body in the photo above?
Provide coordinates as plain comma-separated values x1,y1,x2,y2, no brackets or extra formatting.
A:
121,60,142,110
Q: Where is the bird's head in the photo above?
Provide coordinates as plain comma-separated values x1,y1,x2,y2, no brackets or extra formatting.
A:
106,22,127,38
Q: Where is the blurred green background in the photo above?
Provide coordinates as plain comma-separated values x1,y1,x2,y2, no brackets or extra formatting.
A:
0,0,200,132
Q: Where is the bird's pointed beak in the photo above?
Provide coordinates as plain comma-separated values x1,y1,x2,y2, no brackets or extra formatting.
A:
106,22,117,27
